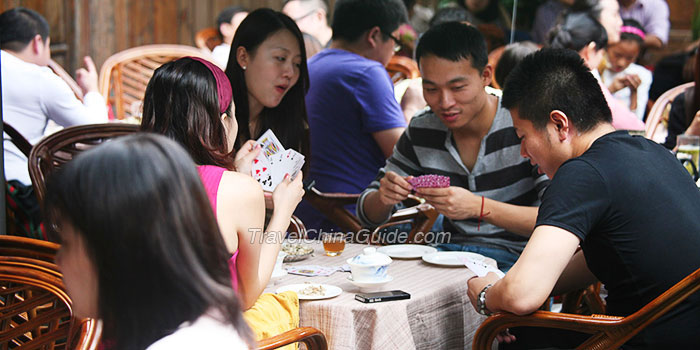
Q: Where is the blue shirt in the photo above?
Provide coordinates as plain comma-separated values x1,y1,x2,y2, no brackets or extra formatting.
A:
296,49,406,233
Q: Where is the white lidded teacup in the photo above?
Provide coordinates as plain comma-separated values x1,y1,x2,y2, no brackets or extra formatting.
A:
346,247,392,283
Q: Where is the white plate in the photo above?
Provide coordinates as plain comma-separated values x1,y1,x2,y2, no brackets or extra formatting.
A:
422,251,486,267
347,275,393,292
269,269,288,283
276,283,343,300
377,244,437,259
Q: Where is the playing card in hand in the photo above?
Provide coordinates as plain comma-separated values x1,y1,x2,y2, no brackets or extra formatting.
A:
460,256,505,278
253,130,305,191
256,129,285,158
407,175,450,189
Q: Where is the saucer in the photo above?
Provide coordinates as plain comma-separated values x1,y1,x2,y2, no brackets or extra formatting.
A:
347,275,393,292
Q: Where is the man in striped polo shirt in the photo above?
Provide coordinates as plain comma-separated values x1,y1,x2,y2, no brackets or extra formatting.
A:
357,22,548,270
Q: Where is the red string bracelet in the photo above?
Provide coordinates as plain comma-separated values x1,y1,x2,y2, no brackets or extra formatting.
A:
477,196,491,231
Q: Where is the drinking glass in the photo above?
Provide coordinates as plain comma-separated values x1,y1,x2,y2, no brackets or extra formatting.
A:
322,232,346,256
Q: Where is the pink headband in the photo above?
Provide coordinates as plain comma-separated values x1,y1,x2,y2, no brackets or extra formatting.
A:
186,57,233,114
620,26,646,40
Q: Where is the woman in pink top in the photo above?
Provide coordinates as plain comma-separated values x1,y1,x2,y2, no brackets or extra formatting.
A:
140,57,304,309
548,10,644,131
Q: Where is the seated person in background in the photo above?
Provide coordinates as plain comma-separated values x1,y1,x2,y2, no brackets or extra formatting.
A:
494,41,540,89
427,5,475,28
468,48,700,349
619,0,669,50
571,0,622,45
46,134,253,349
358,22,549,271
1,7,108,187
140,57,304,310
303,32,323,58
226,8,310,162
663,51,700,150
295,0,411,234
282,0,333,48
212,6,248,67
601,19,652,121
531,0,573,45
549,10,644,131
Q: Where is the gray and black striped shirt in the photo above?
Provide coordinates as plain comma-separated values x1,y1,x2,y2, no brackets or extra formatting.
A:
357,97,549,255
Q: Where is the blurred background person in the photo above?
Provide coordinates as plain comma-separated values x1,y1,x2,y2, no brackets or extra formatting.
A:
212,6,249,67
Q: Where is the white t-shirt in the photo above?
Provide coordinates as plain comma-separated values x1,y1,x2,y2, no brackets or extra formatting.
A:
147,313,248,350
1,50,108,184
601,63,652,121
211,43,231,69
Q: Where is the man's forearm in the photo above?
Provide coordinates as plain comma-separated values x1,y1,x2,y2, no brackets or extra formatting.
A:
360,190,395,225
482,198,538,236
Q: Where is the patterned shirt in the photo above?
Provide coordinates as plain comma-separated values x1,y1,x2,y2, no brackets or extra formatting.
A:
357,96,549,254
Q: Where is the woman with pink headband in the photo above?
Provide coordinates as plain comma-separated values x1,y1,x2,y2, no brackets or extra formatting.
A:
140,57,304,310
601,19,652,121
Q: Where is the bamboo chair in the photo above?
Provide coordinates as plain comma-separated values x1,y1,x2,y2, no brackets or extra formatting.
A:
47,59,83,102
473,266,700,350
28,123,139,206
257,327,327,350
0,236,101,350
194,27,223,52
386,55,420,84
645,82,694,143
303,183,438,244
98,44,217,121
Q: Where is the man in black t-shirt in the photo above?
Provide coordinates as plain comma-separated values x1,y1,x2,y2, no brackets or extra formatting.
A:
467,48,700,349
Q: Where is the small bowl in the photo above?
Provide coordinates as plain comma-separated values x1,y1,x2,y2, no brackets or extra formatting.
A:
347,275,393,292
282,243,314,262
346,247,392,283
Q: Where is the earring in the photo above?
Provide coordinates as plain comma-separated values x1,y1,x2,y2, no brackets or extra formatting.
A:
242,65,247,70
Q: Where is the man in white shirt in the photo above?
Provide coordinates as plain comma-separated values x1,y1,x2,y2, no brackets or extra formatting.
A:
1,7,108,186
211,6,248,68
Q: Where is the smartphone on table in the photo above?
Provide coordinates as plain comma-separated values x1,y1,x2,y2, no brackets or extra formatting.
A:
355,290,411,303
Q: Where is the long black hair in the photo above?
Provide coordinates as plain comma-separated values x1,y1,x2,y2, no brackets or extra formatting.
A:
44,133,253,349
225,8,310,158
141,57,235,169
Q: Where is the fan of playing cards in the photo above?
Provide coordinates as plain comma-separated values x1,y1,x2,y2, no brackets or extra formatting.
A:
252,130,305,191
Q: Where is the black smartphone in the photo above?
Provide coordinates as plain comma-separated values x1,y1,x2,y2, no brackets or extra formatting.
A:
355,290,411,303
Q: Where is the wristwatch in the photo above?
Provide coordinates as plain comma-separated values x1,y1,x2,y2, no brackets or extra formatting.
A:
477,284,493,316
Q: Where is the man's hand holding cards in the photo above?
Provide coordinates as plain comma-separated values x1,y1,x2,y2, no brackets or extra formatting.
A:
251,130,305,191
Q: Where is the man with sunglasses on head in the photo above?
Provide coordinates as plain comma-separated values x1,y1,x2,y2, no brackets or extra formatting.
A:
295,0,419,235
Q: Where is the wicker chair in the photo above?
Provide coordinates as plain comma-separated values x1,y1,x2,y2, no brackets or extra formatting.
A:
386,55,420,84
645,82,694,143
194,27,223,52
303,183,438,244
257,327,327,350
0,236,101,350
28,123,140,205
98,44,217,120
473,266,700,350
47,59,83,102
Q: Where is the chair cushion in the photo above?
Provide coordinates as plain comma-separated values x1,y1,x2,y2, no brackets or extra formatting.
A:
244,291,300,350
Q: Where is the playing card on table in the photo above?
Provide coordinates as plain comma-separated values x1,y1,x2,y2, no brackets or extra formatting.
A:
460,256,505,278
286,265,336,277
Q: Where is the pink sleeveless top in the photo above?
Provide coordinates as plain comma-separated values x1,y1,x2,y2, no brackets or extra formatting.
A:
197,165,239,291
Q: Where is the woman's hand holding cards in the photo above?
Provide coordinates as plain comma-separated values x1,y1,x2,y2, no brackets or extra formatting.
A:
234,140,261,176
272,171,305,219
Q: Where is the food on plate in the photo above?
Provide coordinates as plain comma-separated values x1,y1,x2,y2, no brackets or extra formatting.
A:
298,283,326,296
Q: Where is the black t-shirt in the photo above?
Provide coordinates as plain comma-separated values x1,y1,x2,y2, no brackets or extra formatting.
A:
537,131,700,349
